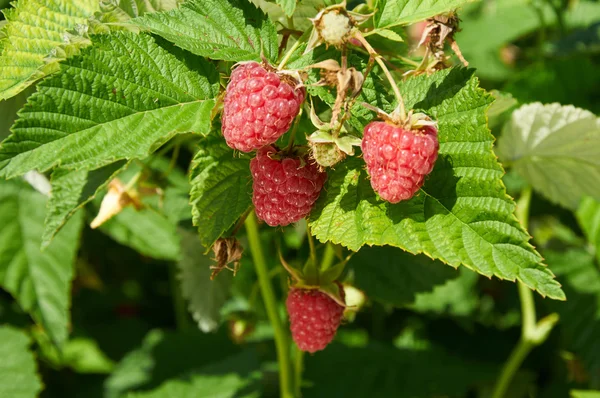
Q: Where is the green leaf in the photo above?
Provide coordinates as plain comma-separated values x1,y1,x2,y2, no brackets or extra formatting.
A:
571,391,600,398
0,326,43,398
104,329,241,397
411,267,479,316
97,206,181,261
178,228,232,332
497,102,600,210
133,0,279,63
545,249,600,386
309,68,565,300
43,162,128,247
304,341,498,397
0,32,220,178
375,0,477,29
577,197,600,262
276,0,296,17
366,28,404,42
487,90,518,130
127,350,261,398
0,0,99,100
350,246,458,306
250,0,321,31
189,137,252,248
0,179,83,346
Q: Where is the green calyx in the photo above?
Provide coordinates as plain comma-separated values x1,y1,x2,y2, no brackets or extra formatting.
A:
279,250,348,306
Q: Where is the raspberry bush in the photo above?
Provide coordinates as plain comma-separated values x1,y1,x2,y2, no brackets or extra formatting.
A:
0,0,599,397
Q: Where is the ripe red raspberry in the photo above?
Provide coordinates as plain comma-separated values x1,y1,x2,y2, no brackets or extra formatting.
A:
222,62,305,152
362,122,439,203
286,287,345,353
250,146,327,227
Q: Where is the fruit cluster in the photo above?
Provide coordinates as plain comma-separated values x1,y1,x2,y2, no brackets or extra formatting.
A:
220,54,440,351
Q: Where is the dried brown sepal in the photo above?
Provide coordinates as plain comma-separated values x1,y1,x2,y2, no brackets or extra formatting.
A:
90,178,142,229
210,237,243,280
409,11,468,76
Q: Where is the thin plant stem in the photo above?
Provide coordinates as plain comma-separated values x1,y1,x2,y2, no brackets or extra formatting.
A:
245,211,294,398
306,224,318,268
294,346,305,397
278,38,303,70
285,110,303,152
491,339,533,398
321,243,336,271
354,33,406,120
491,185,557,398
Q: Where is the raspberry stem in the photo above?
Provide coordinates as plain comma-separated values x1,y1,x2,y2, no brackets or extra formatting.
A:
354,32,407,120
278,38,303,70
245,211,294,398
491,186,559,398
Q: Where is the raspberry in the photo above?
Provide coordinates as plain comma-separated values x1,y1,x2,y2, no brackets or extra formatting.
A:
310,142,345,168
286,287,345,353
250,146,327,227
222,62,305,152
318,11,353,46
362,122,439,203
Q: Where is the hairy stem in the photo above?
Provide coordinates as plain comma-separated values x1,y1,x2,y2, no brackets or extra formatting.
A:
354,32,406,120
245,211,293,398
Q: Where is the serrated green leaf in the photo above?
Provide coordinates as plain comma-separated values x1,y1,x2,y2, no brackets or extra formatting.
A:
0,0,99,100
497,103,600,210
178,228,232,332
350,246,458,306
487,90,518,129
577,197,600,263
43,162,128,247
189,137,252,248
0,179,83,346
375,0,477,29
0,326,43,398
0,32,219,178
545,249,600,386
133,0,279,62
309,68,564,300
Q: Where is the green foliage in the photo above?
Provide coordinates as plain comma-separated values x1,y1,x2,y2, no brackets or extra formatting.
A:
577,197,600,262
189,136,252,248
497,102,600,210
349,246,458,306
0,0,99,100
178,228,232,332
304,341,498,397
0,179,82,347
0,32,219,178
133,0,279,63
572,391,600,398
0,0,599,396
43,163,126,247
375,0,477,29
544,249,600,384
0,326,42,398
309,68,564,300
